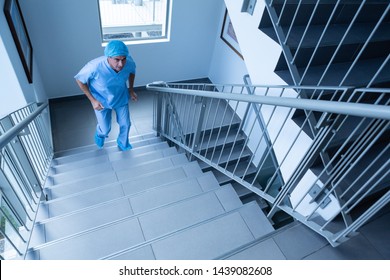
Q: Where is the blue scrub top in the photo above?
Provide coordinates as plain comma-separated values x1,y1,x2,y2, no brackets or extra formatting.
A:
74,56,136,109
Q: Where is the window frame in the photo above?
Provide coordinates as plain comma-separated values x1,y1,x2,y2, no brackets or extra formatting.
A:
97,0,172,45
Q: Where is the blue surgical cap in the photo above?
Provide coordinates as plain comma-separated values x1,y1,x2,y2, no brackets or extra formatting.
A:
104,40,129,57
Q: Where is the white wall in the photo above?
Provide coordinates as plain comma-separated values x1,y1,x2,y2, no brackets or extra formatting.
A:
208,1,282,168
0,0,47,118
0,33,25,118
222,0,285,86
21,0,225,99
208,8,248,85
208,0,314,191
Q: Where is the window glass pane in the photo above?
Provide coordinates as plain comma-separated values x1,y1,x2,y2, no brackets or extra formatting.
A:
0,198,22,259
98,0,170,43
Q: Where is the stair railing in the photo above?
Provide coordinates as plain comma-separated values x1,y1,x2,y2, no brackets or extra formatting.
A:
147,81,390,246
0,102,53,260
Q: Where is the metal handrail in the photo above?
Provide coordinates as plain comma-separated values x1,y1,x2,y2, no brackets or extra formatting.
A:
147,83,390,120
0,103,48,149
0,102,53,259
147,81,390,247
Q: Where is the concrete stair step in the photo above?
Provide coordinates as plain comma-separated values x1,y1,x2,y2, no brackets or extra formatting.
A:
199,144,252,166
47,150,185,187
107,201,273,260
196,129,246,152
52,141,169,166
45,147,181,198
28,199,269,260
27,185,247,260
36,161,203,220
49,146,178,174
53,132,158,158
30,171,224,247
28,134,276,260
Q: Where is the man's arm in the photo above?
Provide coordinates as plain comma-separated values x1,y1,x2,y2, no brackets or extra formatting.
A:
128,73,138,101
75,79,104,110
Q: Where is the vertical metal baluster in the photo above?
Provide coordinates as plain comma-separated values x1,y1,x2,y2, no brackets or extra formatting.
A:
284,0,303,45
291,1,320,64
339,4,389,86
300,0,342,84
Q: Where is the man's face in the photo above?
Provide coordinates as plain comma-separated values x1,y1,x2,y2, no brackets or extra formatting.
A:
107,56,127,72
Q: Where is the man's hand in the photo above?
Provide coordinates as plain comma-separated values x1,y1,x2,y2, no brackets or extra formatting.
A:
75,80,104,111
92,99,104,111
130,90,138,102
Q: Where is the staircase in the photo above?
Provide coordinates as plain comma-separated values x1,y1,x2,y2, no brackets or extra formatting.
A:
188,105,291,227
155,87,290,226
253,0,390,240
25,133,274,260
259,0,390,88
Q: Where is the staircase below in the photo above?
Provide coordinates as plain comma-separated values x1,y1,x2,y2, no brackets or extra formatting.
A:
26,133,275,260
24,131,390,259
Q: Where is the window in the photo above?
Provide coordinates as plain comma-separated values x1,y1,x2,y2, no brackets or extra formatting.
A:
98,0,171,44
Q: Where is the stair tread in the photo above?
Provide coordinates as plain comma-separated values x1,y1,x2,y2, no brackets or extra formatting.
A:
199,144,252,165
210,163,258,183
31,172,224,246
275,57,390,87
149,203,263,260
47,151,185,187
29,194,267,260
108,201,271,260
130,172,222,213
53,132,157,157
52,141,169,165
115,153,189,181
283,22,390,49
196,129,246,151
50,146,178,174
27,105,277,260
46,148,182,194
138,185,239,241
30,218,145,260
38,161,203,219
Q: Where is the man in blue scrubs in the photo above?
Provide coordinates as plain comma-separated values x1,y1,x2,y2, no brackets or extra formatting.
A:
75,40,137,151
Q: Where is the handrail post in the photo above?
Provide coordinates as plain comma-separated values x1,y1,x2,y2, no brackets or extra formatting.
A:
190,97,207,155
242,74,285,191
155,93,163,136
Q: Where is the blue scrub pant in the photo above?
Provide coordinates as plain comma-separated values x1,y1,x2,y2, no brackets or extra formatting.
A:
94,104,131,148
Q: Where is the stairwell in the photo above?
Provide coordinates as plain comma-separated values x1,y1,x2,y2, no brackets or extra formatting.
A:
2,1,389,261
155,86,290,228
253,0,390,236
189,106,291,228
260,0,390,88
25,133,274,260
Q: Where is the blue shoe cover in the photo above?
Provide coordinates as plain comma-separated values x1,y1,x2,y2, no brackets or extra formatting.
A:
117,140,132,151
94,133,105,148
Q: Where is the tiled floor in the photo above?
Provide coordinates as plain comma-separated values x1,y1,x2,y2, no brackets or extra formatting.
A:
49,88,155,152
